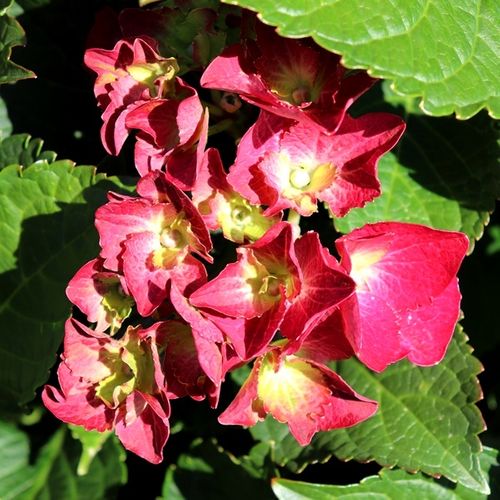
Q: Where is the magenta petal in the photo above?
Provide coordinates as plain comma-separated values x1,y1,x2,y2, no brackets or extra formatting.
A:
401,278,462,366
95,198,173,272
42,363,114,432
289,308,355,362
160,320,220,402
307,360,378,433
115,392,169,464
166,108,209,190
205,296,286,361
337,222,469,311
200,44,268,100
169,254,207,298
169,283,224,343
218,359,263,427
280,232,355,343
345,291,405,372
133,135,167,176
189,251,271,319
100,79,146,156
228,111,288,205
63,318,116,383
126,78,203,147
66,259,113,331
126,99,181,148
122,231,170,317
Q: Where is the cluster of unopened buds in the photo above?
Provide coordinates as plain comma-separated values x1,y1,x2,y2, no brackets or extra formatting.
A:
43,9,469,463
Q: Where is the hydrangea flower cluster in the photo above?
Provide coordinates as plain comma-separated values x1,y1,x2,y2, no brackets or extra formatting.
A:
43,11,468,463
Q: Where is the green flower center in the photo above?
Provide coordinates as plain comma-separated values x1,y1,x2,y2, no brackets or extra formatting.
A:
95,331,155,409
259,275,281,297
127,58,179,96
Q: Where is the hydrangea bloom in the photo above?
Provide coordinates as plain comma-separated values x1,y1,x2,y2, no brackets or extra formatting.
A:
192,147,280,243
228,111,405,217
43,7,475,464
42,319,170,463
201,24,375,133
95,171,211,316
219,345,377,445
84,36,180,156
335,222,469,371
66,258,134,333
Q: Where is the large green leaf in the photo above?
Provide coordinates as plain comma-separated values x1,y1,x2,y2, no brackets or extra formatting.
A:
222,0,500,119
0,160,135,415
272,448,499,500
0,421,126,500
0,0,34,84
250,327,489,493
334,112,499,253
0,133,56,169
162,439,274,500
0,420,38,499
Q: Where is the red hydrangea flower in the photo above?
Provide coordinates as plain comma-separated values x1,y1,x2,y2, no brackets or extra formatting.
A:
85,36,205,186
190,223,355,361
42,318,170,463
219,345,377,445
84,36,180,156
66,258,133,333
192,147,280,243
95,171,211,316
201,23,375,133
335,222,469,371
228,111,405,217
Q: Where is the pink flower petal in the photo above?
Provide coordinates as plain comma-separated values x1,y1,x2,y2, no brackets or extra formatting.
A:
280,232,355,343
122,231,173,317
337,222,469,311
115,392,169,464
401,278,462,366
42,363,114,432
63,318,118,383
218,359,263,427
96,198,176,272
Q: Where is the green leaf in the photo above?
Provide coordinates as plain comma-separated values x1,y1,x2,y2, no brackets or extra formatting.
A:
161,439,274,500
0,421,127,500
251,327,489,493
0,160,135,415
334,112,499,253
0,133,56,169
222,0,500,119
0,0,34,84
272,448,499,499
0,420,38,499
486,225,500,255
0,95,12,138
